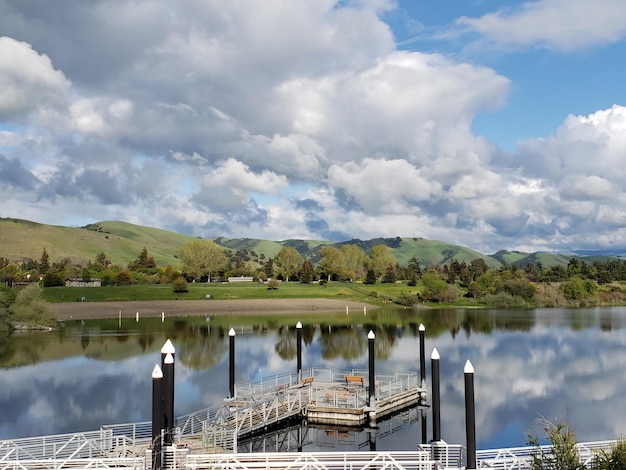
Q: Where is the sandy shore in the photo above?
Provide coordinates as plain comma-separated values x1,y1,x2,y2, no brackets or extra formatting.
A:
50,298,376,321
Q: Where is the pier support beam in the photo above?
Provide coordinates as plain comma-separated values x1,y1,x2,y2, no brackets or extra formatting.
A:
160,340,175,446
368,330,376,408
151,364,163,470
419,324,426,387
431,348,441,442
229,328,236,399
465,360,477,470
296,322,302,381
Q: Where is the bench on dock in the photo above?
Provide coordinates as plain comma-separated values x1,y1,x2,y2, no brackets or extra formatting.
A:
298,377,315,387
344,375,364,386
326,390,355,401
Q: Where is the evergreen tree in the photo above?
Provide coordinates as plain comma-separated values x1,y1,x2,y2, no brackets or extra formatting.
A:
300,259,314,284
382,264,397,283
39,248,50,275
364,269,377,285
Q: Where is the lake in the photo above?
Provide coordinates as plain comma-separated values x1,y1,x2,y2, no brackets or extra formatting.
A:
1,307,625,451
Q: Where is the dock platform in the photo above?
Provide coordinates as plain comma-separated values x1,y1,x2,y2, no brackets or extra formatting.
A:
215,368,427,441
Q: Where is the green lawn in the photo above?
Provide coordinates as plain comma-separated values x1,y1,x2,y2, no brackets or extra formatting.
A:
42,280,422,305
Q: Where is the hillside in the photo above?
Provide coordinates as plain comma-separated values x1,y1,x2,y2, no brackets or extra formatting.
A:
0,217,617,270
0,218,192,267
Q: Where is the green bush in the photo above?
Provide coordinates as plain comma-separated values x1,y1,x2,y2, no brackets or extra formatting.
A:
484,292,529,308
172,278,189,293
594,436,626,470
9,283,57,328
528,418,583,470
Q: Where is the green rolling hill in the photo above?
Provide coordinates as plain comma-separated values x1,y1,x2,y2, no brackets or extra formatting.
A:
1,217,620,271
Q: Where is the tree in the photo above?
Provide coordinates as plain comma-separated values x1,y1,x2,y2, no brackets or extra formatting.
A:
469,258,489,280
341,244,368,280
300,259,315,283
382,264,397,283
128,247,156,270
42,271,64,287
407,256,422,278
364,269,377,285
317,246,346,281
94,252,111,269
370,245,397,280
274,247,303,282
420,272,448,302
39,248,50,275
178,239,229,282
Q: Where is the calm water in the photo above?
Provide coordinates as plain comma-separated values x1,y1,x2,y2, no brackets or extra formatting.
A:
1,307,626,450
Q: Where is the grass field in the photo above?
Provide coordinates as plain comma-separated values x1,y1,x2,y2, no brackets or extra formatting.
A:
42,280,422,305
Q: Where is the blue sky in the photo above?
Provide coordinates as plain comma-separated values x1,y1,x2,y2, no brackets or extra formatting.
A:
1,0,626,254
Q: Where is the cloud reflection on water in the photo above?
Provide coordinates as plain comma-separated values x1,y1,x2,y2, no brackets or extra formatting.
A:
1,308,626,450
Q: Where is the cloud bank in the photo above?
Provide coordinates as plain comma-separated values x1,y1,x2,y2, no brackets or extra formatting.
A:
0,0,625,253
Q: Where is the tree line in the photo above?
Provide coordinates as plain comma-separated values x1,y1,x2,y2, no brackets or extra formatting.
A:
3,241,626,307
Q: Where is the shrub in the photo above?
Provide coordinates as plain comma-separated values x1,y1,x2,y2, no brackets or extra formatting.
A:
594,436,626,470
115,271,134,286
395,291,416,306
528,418,583,470
9,283,57,328
267,279,279,290
172,278,189,293
483,292,529,308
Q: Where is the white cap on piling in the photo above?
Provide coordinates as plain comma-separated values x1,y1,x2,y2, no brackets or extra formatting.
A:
419,323,425,331
164,353,174,365
229,327,236,336
161,339,175,354
368,330,375,339
431,347,440,360
152,364,163,379
296,321,302,328
464,360,474,374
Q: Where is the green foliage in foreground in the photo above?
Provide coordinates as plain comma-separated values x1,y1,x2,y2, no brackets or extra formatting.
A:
528,418,626,470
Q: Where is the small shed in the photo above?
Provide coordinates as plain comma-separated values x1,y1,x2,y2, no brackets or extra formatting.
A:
65,278,102,287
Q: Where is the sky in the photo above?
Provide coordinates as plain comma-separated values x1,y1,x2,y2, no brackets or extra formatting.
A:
1,0,626,255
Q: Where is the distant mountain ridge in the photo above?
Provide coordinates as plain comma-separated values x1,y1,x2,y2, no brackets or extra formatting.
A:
0,217,622,269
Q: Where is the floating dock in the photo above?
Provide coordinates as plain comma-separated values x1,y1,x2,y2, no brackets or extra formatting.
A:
217,368,427,441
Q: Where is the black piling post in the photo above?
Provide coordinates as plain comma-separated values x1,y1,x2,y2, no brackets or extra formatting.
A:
296,321,302,381
229,328,236,399
368,330,376,407
369,429,377,451
421,407,428,445
431,348,441,442
151,364,163,470
160,340,175,446
162,353,175,445
419,324,426,386
465,360,477,470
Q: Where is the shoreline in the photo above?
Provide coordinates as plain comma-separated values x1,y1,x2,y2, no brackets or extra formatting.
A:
49,298,377,321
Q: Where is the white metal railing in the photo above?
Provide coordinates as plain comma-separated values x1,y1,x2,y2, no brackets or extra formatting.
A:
0,456,145,470
418,442,466,469
1,437,619,470
476,440,617,470
101,422,152,441
0,430,134,462
184,451,438,470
